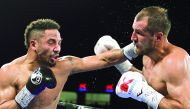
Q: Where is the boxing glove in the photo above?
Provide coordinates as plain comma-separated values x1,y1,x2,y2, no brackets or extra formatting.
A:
115,71,164,109
123,42,138,60
94,35,121,54
15,66,57,108
94,35,133,73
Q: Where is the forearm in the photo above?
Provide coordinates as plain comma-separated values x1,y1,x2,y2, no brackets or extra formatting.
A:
101,49,127,66
158,97,183,109
94,36,138,73
0,100,20,109
113,43,139,73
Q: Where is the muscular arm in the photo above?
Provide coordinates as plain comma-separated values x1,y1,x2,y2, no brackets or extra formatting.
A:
0,100,20,109
158,98,182,109
157,80,183,109
67,49,127,74
157,54,190,109
58,48,141,75
0,67,20,109
94,36,140,74
0,82,20,109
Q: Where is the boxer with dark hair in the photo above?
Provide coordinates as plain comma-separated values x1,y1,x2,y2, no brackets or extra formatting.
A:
0,19,136,109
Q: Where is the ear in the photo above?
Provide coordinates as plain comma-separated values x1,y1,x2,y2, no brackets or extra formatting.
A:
30,40,38,50
154,32,164,42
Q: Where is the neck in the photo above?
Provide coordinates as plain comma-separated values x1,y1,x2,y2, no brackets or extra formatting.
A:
146,39,171,63
23,50,40,70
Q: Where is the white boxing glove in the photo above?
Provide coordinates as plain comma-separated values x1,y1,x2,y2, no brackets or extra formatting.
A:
123,42,138,60
94,35,120,54
94,35,133,73
115,71,164,109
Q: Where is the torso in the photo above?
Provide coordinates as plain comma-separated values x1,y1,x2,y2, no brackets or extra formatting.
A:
142,46,190,108
0,55,72,109
142,55,167,95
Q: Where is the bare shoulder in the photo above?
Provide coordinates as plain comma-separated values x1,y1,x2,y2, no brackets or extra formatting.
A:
56,55,91,74
58,55,79,61
163,46,189,66
162,46,190,80
1,56,26,78
57,55,81,65
1,55,26,68
55,55,80,73
1,61,16,73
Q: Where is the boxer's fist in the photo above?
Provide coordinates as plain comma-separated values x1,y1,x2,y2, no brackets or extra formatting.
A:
94,35,134,73
15,66,57,108
94,35,120,54
27,66,56,94
115,71,164,109
115,71,147,99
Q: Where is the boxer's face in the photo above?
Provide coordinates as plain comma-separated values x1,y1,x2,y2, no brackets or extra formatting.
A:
35,29,62,67
131,17,155,55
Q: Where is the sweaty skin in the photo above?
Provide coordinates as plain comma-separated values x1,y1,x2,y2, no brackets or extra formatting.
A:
0,29,126,109
142,47,190,109
131,17,190,109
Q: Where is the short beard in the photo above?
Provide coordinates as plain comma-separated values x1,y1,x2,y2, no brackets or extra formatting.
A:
48,59,56,67
35,50,56,67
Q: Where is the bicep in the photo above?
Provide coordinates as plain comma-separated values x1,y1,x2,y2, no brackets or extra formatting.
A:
159,97,183,109
0,86,19,109
159,58,188,109
0,100,20,109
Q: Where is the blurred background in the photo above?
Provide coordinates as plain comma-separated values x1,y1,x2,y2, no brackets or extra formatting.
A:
0,0,189,108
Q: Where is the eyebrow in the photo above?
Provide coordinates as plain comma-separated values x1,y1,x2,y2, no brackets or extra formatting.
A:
134,29,147,36
48,37,62,41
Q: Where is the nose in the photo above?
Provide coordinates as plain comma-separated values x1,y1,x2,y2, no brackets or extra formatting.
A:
131,31,137,42
53,44,61,54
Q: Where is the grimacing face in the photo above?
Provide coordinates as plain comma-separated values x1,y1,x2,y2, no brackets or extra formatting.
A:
35,29,62,67
131,17,155,55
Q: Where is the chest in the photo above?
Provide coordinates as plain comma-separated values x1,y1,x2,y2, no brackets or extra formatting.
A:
15,68,65,107
142,61,167,94
31,88,61,106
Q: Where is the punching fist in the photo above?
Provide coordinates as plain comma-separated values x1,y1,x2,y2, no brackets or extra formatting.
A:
94,35,120,54
94,35,133,73
115,71,164,109
15,66,57,108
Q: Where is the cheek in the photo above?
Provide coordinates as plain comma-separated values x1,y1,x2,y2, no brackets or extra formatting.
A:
42,45,53,52
38,46,50,55
136,38,149,50
38,50,49,58
137,36,146,45
38,44,54,55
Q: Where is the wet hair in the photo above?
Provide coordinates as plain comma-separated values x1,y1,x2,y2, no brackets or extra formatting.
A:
24,19,60,48
135,6,171,37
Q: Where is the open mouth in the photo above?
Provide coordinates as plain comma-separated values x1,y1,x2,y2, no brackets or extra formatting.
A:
51,55,59,61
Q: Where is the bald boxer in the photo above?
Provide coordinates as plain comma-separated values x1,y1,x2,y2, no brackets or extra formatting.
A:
0,19,133,109
94,6,190,109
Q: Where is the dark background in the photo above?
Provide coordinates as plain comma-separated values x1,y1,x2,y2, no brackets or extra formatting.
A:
0,0,189,109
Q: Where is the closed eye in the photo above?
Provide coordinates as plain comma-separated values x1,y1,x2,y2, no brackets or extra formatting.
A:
48,39,56,45
135,30,146,36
